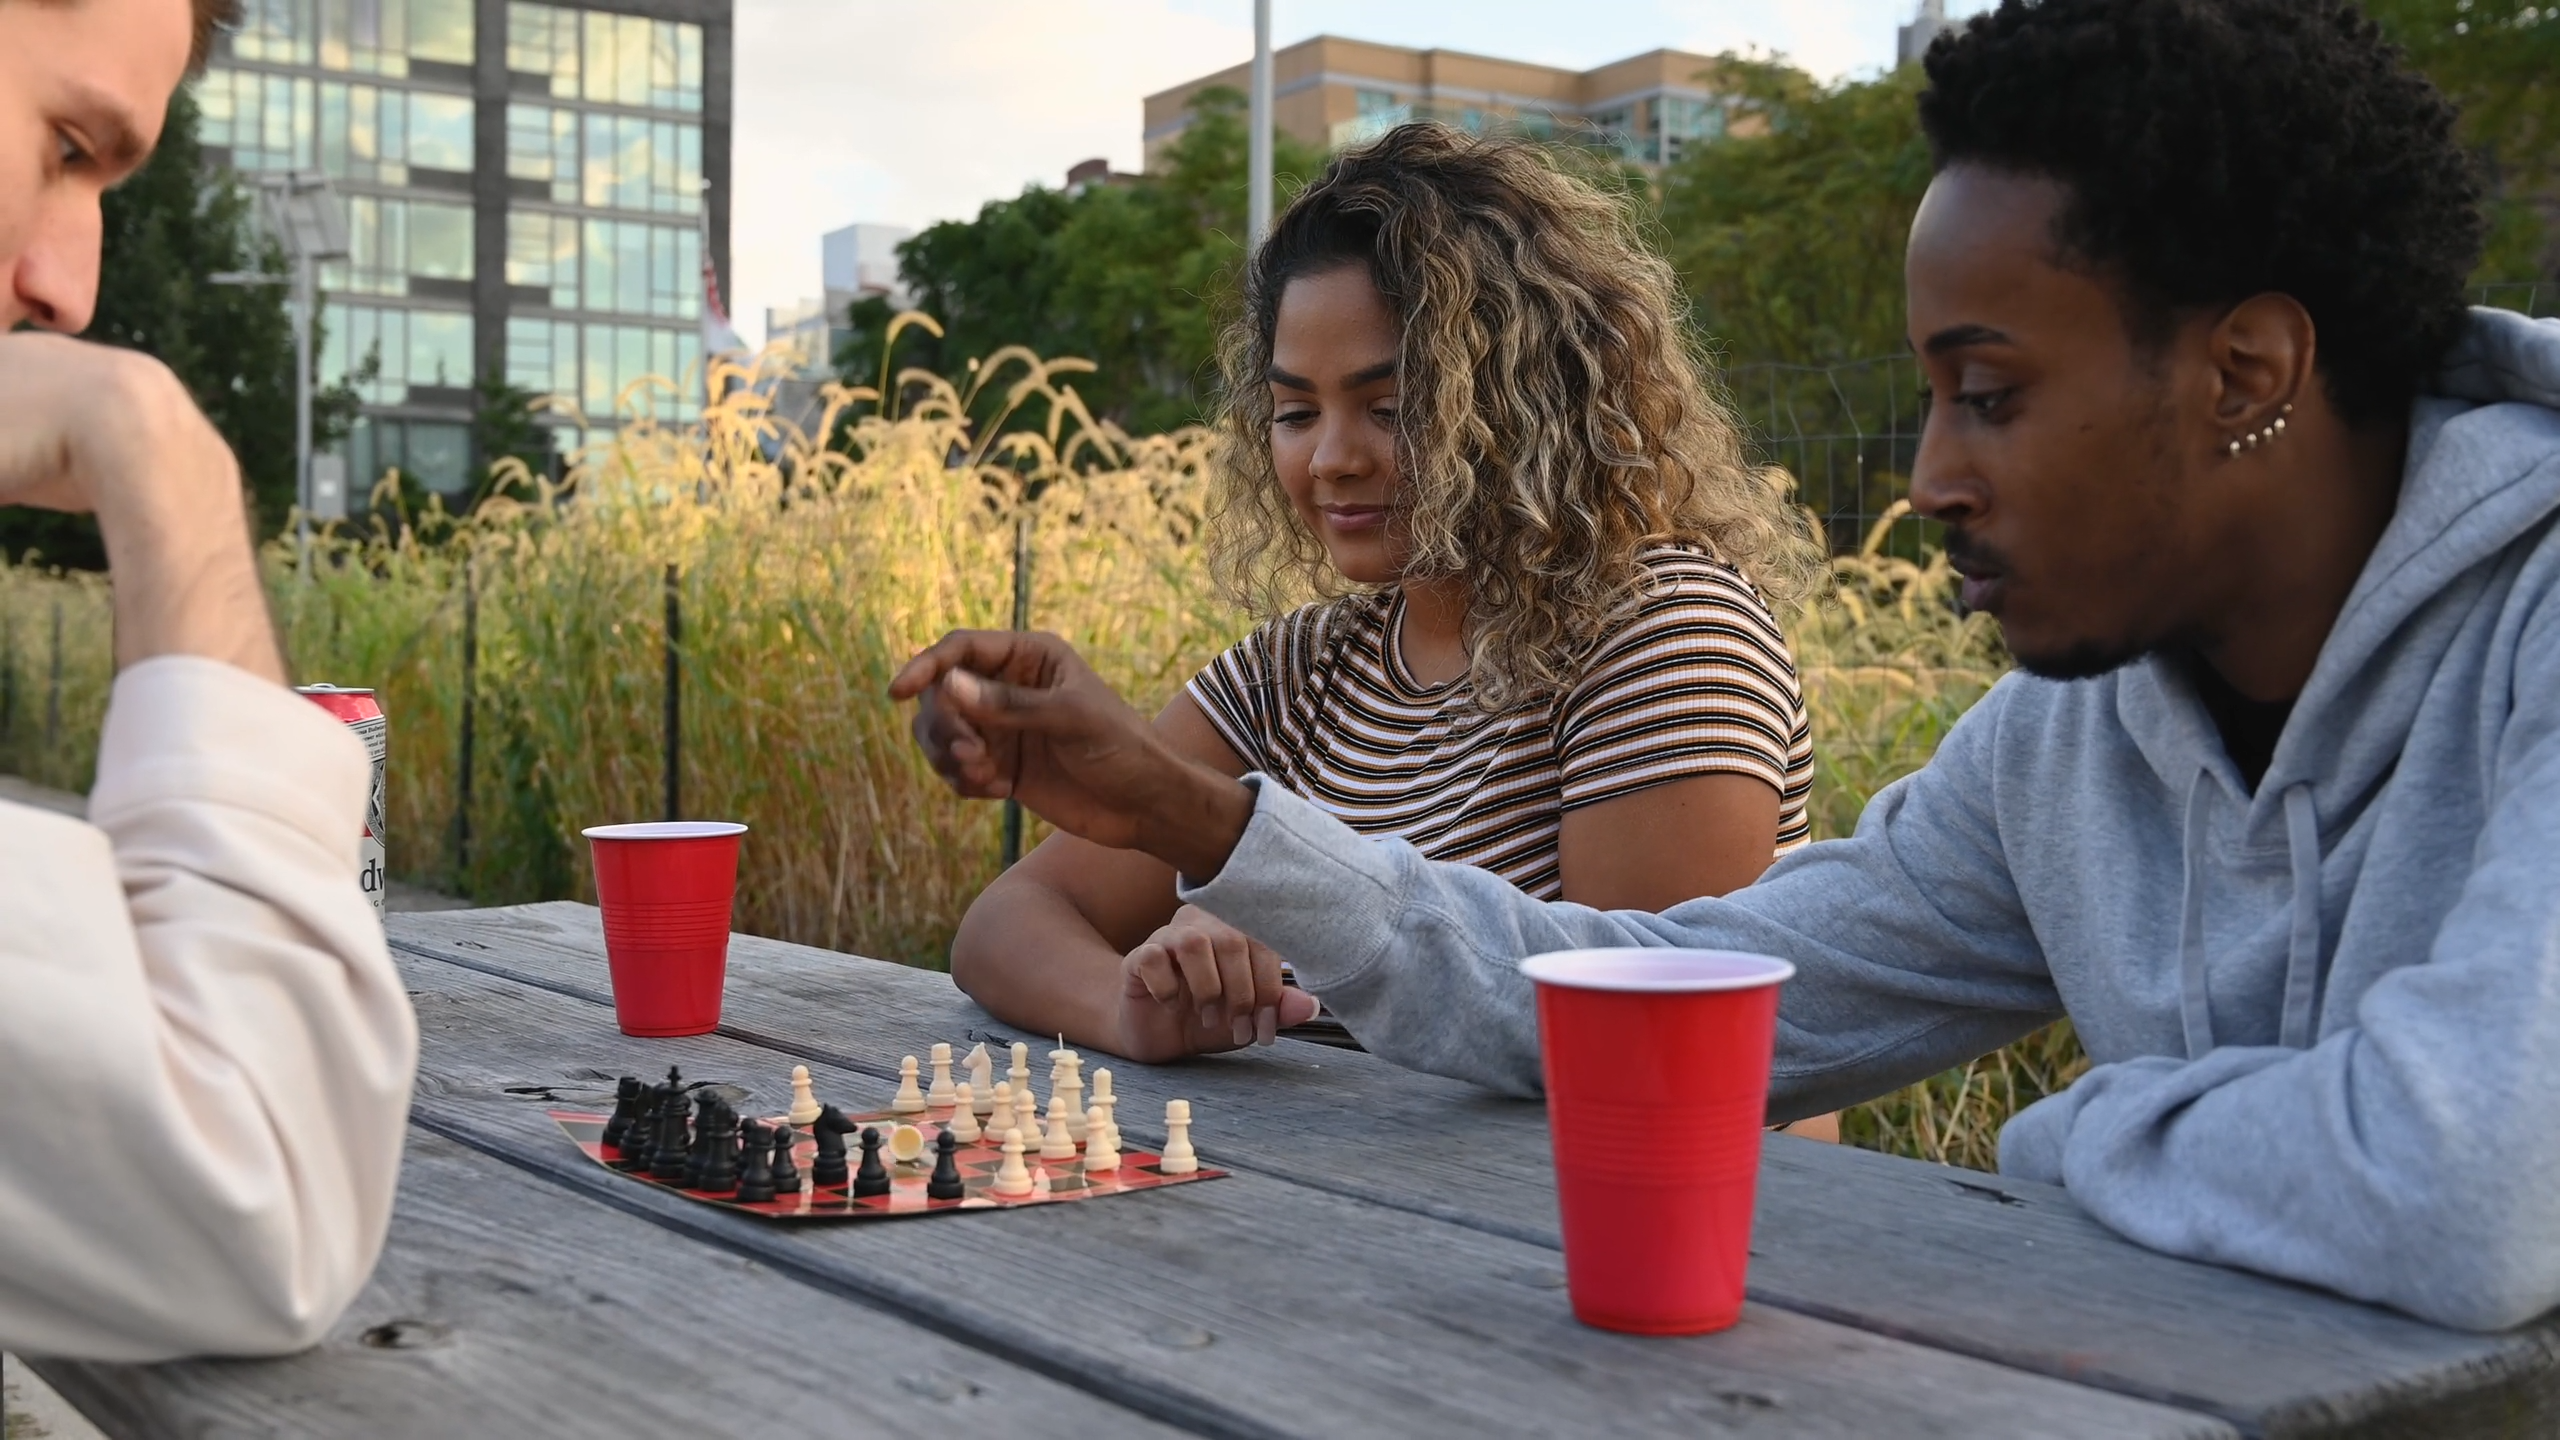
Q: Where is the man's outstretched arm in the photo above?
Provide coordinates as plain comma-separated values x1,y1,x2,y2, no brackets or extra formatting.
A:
0,337,416,1358
896,630,2064,1102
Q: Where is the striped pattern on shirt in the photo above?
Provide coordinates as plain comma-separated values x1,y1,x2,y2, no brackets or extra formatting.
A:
1185,547,1813,901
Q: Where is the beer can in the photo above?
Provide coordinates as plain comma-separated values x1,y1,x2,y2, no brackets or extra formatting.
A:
297,684,387,915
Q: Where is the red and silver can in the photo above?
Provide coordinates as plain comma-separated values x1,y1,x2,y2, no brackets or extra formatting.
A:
297,684,387,915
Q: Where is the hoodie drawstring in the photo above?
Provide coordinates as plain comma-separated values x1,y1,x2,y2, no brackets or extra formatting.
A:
2280,785,2323,1049
2178,773,2215,1058
2175,771,2327,1059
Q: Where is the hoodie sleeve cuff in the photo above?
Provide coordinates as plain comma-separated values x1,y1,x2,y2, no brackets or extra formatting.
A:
1175,774,1410,993
85,656,368,849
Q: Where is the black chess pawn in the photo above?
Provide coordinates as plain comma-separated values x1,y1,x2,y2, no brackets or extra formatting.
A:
697,1100,741,1193
601,1076,644,1152
649,1087,693,1182
734,1120,778,1204
925,1129,965,1201
684,1091,721,1189
768,1121,801,1193
852,1126,891,1199
611,1086,659,1171
809,1105,852,1188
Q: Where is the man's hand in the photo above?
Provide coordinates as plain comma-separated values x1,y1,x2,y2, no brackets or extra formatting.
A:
0,334,283,681
1111,905,1323,1062
890,630,1254,880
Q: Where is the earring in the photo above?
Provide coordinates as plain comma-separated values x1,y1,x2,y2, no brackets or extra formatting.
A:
2226,403,2294,459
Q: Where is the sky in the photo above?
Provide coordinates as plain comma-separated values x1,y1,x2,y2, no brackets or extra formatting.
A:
730,0,1993,345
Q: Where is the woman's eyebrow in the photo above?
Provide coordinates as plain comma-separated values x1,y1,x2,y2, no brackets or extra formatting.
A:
1341,360,1398,387
1265,364,1315,389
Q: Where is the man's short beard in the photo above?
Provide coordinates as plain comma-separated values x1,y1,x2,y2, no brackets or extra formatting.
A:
2010,639,2151,681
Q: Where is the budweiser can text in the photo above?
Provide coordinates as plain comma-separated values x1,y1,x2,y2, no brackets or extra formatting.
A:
298,684,387,915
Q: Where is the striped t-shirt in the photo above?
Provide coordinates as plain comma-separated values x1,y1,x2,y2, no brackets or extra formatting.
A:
1185,547,1813,900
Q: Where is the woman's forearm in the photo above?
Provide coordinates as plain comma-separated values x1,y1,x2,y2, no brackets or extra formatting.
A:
949,877,1139,1051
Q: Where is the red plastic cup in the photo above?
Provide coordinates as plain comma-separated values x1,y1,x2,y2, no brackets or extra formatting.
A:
1519,948,1796,1335
583,821,747,1037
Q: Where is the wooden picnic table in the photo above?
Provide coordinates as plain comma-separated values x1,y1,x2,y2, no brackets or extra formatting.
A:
31,902,2560,1437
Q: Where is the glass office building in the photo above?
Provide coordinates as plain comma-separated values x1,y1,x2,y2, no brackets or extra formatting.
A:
197,0,733,498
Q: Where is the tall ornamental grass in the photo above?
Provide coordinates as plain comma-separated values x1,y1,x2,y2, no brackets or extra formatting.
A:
0,344,2077,1169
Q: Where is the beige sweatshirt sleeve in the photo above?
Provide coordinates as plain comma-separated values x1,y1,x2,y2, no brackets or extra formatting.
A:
0,656,418,1360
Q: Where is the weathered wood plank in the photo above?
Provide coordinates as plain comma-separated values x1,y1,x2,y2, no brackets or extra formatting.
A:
28,1129,1171,1440
391,903,2560,1439
385,942,2228,1440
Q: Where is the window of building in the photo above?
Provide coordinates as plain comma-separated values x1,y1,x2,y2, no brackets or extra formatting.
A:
506,316,582,403
1356,88,1399,116
509,3,701,111
579,219,697,318
507,103,581,202
405,0,471,63
205,72,476,181
1657,96,1726,164
316,0,411,74
321,303,476,401
232,0,472,68
580,113,702,213
580,323,699,420
345,418,472,497
323,196,472,294
506,211,581,307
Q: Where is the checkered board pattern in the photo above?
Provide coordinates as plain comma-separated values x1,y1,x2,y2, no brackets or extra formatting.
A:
550,1107,1226,1221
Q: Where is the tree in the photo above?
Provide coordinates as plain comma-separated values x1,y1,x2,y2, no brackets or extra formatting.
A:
471,368,555,505
2361,0,2559,283
835,87,1327,434
0,89,360,569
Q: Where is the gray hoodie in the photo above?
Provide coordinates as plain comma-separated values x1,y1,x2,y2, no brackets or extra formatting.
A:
1180,307,2560,1332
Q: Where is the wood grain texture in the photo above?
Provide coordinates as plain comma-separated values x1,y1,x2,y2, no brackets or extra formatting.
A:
383,939,2227,1440
390,903,2560,1439
27,1130,1170,1440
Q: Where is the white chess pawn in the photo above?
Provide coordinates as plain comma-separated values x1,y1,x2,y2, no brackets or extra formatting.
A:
1040,1094,1079,1160
950,1083,982,1143
1081,1104,1120,1173
1055,1054,1086,1141
887,1123,925,1164
966,1044,996,1115
1159,1099,1197,1174
927,1042,958,1108
1007,1041,1031,1098
1013,1085,1042,1150
988,1080,1015,1137
786,1064,822,1126
992,1129,1034,1196
890,1055,926,1113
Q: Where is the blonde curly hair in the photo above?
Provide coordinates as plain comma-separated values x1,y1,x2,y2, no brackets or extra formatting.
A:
1209,123,1821,714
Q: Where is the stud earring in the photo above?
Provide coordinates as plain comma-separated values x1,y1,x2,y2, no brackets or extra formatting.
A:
2225,403,2296,459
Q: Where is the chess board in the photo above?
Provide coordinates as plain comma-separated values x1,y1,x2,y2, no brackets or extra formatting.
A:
551,1105,1227,1221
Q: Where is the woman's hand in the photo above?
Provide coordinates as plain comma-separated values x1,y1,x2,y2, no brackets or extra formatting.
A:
1111,905,1321,1062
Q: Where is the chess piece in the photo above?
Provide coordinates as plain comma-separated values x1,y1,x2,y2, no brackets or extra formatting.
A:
786,1065,822,1126
650,1088,694,1182
684,1091,721,1188
1089,1067,1114,1112
991,1129,1034,1196
1012,1087,1040,1150
1007,1041,1031,1098
769,1121,802,1194
890,1055,926,1114
887,1123,926,1164
1055,1053,1086,1141
988,1080,1015,1140
950,1084,982,1144
1082,1104,1120,1173
927,1043,958,1108
1040,1094,1079,1160
611,1085,658,1171
852,1127,891,1198
697,1099,742,1193
735,1120,779,1204
1047,1040,1075,1096
966,1044,996,1114
1160,1099,1197,1174
926,1130,966,1201
810,1105,852,1188
602,1076,644,1152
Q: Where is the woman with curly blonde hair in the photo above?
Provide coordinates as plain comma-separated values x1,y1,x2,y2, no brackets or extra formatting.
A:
949,123,1826,1072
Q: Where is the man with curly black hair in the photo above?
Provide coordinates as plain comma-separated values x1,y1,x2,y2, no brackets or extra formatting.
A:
893,0,2560,1329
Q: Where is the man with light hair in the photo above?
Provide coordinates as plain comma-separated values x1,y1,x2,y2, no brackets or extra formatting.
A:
0,0,416,1357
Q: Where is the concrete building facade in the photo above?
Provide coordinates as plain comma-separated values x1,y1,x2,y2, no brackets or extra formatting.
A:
198,0,734,497
1143,37,1737,172
765,221,916,376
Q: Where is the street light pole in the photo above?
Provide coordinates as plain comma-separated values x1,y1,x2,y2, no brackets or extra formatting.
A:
1249,0,1273,249
292,238,316,571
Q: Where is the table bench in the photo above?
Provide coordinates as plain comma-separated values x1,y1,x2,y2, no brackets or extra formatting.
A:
33,902,2560,1437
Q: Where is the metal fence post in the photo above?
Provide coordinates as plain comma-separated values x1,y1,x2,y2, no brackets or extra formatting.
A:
1000,508,1033,868
663,563,681,823
455,553,477,876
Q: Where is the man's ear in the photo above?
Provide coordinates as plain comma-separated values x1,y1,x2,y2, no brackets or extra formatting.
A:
2206,293,2316,441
